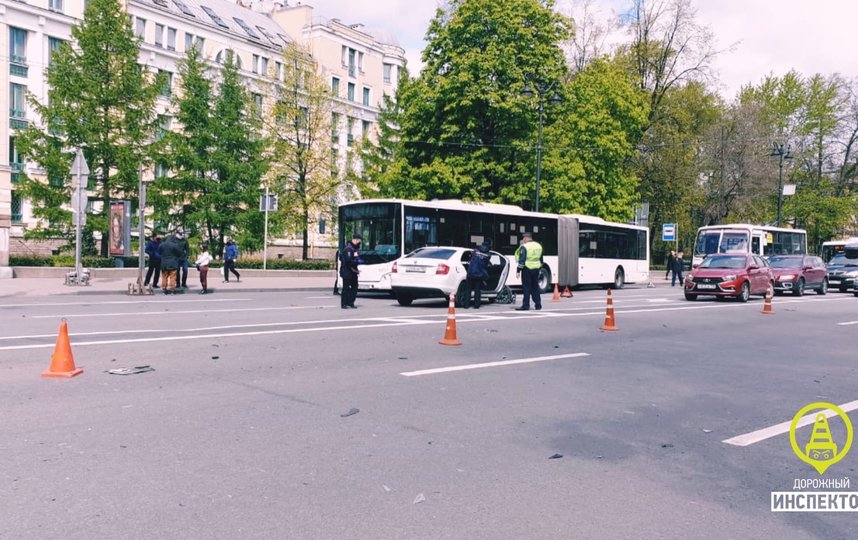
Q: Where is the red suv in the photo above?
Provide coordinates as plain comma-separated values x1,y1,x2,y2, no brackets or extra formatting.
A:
768,255,828,296
684,254,773,302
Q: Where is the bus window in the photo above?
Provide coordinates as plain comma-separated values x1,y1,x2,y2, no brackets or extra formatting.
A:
694,231,721,257
719,232,748,253
752,236,761,255
405,214,437,253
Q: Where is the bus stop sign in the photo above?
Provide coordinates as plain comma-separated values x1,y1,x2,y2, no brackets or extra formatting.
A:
662,223,676,242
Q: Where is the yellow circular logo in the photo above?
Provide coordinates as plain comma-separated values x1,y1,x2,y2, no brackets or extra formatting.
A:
789,402,853,475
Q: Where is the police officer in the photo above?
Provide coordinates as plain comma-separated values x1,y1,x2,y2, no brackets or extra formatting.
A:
340,233,362,309
515,232,543,311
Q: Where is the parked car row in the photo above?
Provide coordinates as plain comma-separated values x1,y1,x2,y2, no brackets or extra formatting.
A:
684,251,858,301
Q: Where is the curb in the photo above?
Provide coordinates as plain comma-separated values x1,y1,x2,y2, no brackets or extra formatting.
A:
69,286,334,296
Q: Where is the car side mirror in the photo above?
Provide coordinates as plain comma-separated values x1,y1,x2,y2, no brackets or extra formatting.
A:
802,265,813,270
749,264,760,270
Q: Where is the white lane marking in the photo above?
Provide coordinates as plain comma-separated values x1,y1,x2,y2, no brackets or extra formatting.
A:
0,320,438,351
306,296,336,299
837,320,858,326
29,305,330,319
722,400,858,447
400,352,590,377
0,298,252,309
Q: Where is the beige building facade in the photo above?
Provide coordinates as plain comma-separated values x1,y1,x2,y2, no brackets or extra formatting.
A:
0,0,405,271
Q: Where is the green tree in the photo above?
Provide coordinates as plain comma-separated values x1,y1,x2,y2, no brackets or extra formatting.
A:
14,0,161,256
267,43,336,260
375,0,571,208
539,58,649,221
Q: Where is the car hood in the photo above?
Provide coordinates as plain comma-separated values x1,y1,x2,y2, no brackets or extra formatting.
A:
691,268,746,278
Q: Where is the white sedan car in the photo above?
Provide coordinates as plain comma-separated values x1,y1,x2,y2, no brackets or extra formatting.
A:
390,246,513,307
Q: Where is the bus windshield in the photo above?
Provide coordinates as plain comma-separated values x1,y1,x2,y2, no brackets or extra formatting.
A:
694,230,749,257
339,202,401,264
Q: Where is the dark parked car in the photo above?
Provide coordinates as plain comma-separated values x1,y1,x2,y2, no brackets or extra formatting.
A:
825,252,858,292
769,255,827,296
684,254,773,302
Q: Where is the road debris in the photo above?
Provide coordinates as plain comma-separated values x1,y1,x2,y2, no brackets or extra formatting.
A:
548,453,563,459
413,493,426,504
340,408,360,418
106,365,154,375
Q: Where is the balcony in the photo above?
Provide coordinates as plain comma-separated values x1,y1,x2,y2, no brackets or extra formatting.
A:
10,64,28,77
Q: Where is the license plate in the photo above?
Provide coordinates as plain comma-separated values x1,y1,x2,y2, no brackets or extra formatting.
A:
405,266,425,273
829,278,840,282
697,284,717,290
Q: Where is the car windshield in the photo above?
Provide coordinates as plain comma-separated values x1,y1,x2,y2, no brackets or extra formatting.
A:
405,248,456,260
768,257,802,269
828,254,858,267
699,255,747,269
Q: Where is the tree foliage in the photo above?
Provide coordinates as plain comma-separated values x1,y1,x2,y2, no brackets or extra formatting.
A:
14,0,161,255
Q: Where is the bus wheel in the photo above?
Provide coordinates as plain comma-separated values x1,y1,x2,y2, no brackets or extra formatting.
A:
613,268,625,290
538,267,551,293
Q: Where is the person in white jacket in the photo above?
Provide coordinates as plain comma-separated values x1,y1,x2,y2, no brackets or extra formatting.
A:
194,244,213,294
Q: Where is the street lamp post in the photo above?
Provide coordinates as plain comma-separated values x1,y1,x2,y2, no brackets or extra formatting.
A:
521,80,562,213
770,143,793,227
136,164,147,292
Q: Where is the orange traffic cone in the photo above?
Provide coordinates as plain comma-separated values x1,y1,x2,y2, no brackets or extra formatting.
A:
600,288,618,331
42,320,83,378
561,286,573,298
552,283,561,302
761,285,774,315
439,293,462,346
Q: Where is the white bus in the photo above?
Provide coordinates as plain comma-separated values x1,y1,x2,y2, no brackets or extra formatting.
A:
337,199,650,292
821,238,858,263
692,224,808,267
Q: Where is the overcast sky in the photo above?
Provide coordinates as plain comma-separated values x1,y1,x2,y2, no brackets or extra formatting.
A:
300,0,858,99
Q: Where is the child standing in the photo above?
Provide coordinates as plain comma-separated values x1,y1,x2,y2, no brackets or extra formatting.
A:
195,244,213,294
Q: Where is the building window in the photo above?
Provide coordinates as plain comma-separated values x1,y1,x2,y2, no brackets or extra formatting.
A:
260,57,269,76
9,28,27,65
155,162,169,180
184,33,203,52
358,51,364,73
135,17,146,39
166,28,177,51
362,120,371,137
274,61,282,80
49,0,64,12
10,83,26,119
347,117,355,147
216,50,241,69
9,137,22,184
383,63,393,83
252,54,259,74
331,112,340,143
49,175,64,187
341,45,347,67
251,93,263,118
159,70,172,97
362,87,370,106
348,48,356,77
155,115,170,140
331,77,340,97
155,24,164,48
48,37,64,65
11,191,23,223
347,83,355,102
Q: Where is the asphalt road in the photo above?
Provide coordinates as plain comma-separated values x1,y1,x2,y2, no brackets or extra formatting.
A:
1,286,856,539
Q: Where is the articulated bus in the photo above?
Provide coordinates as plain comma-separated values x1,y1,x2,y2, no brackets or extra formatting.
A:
821,238,858,263
337,199,650,292
692,224,808,267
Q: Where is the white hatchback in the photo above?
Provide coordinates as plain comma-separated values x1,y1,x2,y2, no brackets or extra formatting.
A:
390,246,512,307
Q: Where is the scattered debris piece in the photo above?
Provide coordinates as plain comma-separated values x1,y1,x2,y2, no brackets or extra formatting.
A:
813,380,821,383
107,366,154,375
661,443,674,448
382,485,392,493
702,429,713,434
340,408,360,418
548,453,563,459
398,356,408,360
211,356,220,360
413,493,426,504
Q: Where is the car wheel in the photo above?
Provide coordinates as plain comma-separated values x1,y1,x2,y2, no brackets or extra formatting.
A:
684,292,697,301
794,278,805,297
538,267,551,293
495,285,516,305
613,267,625,290
817,279,828,295
840,285,848,293
738,281,750,303
394,293,414,306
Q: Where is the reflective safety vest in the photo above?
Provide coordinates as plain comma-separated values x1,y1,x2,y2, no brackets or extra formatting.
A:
515,241,543,270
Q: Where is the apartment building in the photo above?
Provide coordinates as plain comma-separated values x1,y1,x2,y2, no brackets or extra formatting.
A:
0,0,406,268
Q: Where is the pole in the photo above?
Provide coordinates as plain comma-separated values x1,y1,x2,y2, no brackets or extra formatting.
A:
137,166,146,288
776,155,784,227
263,184,269,271
535,99,544,213
74,178,82,285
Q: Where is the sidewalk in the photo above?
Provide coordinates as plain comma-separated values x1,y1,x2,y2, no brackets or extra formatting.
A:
0,271,338,299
